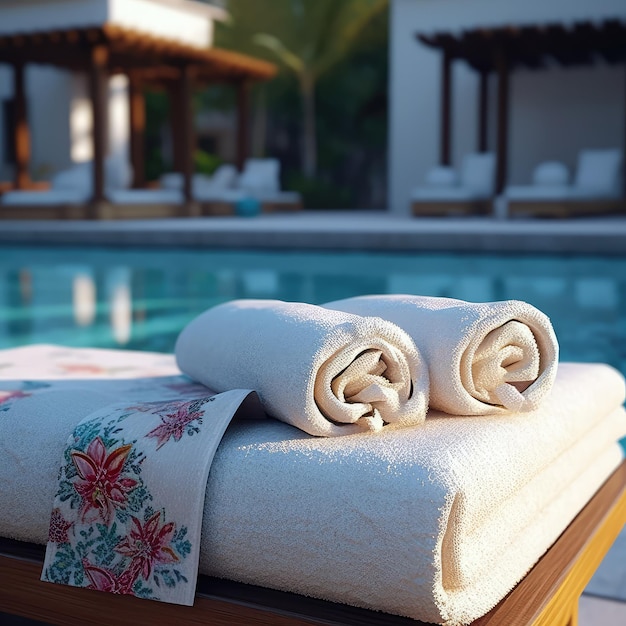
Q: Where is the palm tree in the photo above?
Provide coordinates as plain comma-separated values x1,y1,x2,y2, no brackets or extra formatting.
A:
216,0,388,178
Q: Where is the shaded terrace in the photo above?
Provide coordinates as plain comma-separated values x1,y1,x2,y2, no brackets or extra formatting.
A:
0,21,276,216
417,18,626,199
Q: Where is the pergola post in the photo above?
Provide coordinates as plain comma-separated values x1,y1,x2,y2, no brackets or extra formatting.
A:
623,64,626,200
495,50,509,195
128,72,146,189
178,64,199,215
440,50,452,166
236,79,251,171
477,70,489,153
168,81,185,174
88,44,109,211
12,62,31,190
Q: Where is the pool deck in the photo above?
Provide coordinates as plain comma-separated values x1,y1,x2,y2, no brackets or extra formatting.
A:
1,211,626,253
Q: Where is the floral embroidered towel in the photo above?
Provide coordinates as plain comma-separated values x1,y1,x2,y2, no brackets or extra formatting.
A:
41,388,261,605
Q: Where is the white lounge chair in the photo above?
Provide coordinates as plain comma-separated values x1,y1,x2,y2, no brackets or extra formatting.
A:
504,149,624,218
0,158,188,218
159,164,239,198
411,152,496,216
196,159,302,214
1,157,129,206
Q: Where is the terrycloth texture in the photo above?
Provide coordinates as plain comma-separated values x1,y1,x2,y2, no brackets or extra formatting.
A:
325,294,559,415
1,353,625,624
41,389,260,606
175,299,429,437
198,363,625,625
1,347,625,624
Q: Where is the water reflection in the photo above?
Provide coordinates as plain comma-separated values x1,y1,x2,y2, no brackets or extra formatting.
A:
0,247,624,378
73,272,96,327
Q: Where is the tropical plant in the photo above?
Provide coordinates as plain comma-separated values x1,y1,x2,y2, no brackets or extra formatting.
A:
216,0,388,178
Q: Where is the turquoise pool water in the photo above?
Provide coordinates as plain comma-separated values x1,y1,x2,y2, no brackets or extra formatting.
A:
0,246,625,381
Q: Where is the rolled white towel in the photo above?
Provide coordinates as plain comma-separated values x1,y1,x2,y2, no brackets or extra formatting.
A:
325,295,559,416
175,299,429,437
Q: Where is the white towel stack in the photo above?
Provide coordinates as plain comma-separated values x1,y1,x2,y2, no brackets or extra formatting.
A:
325,294,559,415
175,299,429,437
197,362,625,626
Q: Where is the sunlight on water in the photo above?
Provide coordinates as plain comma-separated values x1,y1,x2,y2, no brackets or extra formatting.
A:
0,246,625,383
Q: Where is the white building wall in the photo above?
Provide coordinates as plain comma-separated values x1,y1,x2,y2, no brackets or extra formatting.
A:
0,0,218,47
389,0,626,215
109,0,215,47
28,66,73,176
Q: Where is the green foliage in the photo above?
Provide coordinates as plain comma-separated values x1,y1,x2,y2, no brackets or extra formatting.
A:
286,172,353,210
216,0,387,80
194,150,222,175
144,92,170,181
216,0,388,180
179,1,390,207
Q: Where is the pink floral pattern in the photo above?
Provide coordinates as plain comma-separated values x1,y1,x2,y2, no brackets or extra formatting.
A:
146,402,204,449
83,559,139,595
0,389,30,405
42,398,216,603
115,512,179,580
71,437,138,525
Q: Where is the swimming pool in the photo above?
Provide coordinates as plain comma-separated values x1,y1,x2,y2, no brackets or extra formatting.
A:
0,245,625,381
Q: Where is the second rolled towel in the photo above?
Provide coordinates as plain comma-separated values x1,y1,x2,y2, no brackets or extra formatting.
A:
325,295,559,416
175,299,429,437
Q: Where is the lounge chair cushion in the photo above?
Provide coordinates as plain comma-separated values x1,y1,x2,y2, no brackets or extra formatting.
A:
51,163,91,193
425,166,458,187
459,152,496,195
574,149,622,196
533,161,570,186
160,166,238,195
238,159,281,194
51,158,133,193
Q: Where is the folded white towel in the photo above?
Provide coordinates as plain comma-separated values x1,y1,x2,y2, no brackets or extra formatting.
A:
198,362,625,626
325,295,559,415
174,299,429,437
